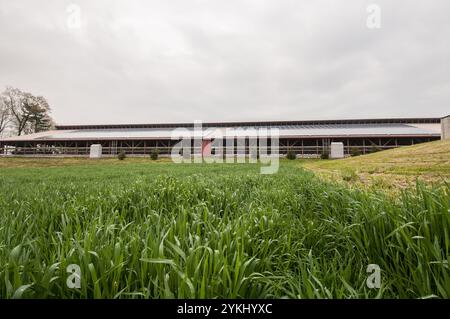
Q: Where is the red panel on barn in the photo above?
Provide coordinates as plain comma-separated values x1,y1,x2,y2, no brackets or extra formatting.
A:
202,139,212,157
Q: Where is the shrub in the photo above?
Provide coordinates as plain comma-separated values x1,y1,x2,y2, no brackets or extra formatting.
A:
350,147,362,157
286,149,297,160
371,146,382,153
118,150,126,160
320,152,329,160
150,149,159,160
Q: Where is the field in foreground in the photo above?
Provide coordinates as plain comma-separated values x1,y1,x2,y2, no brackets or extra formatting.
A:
0,159,449,298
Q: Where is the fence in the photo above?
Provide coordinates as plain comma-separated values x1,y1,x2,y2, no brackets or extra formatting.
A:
1,145,400,157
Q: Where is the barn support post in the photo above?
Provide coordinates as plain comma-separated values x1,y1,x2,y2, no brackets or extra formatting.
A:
301,139,304,157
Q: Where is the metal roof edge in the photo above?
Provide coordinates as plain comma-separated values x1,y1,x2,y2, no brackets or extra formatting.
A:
54,117,443,130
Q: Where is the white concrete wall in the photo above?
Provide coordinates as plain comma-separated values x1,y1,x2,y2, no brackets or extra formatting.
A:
330,142,344,159
89,144,102,158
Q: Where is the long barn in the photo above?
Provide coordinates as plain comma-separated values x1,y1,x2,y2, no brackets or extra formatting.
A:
0,117,445,157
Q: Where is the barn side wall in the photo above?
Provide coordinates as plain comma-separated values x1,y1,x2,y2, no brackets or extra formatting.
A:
0,136,441,157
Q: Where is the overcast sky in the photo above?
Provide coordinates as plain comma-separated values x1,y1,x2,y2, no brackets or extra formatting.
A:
0,0,449,124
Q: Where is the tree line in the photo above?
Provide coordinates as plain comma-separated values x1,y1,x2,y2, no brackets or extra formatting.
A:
0,87,54,137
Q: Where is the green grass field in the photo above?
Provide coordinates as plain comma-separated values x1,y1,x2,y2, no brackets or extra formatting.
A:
0,155,449,299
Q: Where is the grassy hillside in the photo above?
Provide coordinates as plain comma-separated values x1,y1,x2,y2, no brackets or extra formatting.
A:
304,139,450,188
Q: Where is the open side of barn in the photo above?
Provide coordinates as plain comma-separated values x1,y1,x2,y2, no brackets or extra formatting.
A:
0,117,443,157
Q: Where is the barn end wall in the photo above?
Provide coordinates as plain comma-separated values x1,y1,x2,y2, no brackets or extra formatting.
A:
441,115,450,140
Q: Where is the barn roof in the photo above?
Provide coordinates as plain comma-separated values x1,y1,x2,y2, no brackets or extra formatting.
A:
0,120,441,142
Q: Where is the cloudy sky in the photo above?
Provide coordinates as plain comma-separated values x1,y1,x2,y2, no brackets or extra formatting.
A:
0,0,449,124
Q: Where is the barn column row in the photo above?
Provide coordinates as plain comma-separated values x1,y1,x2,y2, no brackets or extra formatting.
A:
0,136,439,157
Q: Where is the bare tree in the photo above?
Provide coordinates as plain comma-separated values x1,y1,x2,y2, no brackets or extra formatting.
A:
0,97,10,136
1,87,54,136
2,87,26,136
